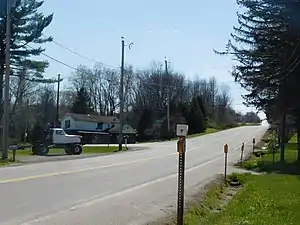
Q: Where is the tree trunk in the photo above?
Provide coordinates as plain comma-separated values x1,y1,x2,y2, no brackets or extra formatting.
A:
297,115,300,162
280,108,286,164
277,128,281,146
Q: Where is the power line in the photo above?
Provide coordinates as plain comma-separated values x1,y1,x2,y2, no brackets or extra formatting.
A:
43,34,119,70
27,45,119,72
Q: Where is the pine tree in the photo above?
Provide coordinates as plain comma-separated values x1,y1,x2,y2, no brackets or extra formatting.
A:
71,87,94,114
187,96,207,134
0,0,53,117
218,0,300,162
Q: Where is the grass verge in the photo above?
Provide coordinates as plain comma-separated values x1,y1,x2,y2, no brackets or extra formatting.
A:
181,133,300,225
5,146,126,159
185,173,300,225
240,134,300,174
0,158,21,167
186,128,219,138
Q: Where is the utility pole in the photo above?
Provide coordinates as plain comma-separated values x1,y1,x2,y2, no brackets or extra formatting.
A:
118,37,133,151
24,98,29,142
165,58,170,136
118,37,125,151
2,0,15,159
55,74,61,126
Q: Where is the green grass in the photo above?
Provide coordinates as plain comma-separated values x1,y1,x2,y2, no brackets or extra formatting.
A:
240,134,300,174
137,127,220,143
182,134,300,225
83,146,126,154
7,145,126,157
0,158,21,167
186,174,300,225
187,128,219,138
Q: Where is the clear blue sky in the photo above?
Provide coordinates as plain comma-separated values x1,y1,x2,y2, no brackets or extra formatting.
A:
39,0,265,119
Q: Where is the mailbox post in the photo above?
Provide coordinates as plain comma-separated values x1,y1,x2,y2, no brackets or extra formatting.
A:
176,124,188,225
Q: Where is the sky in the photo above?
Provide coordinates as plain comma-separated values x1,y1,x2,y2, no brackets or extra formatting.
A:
38,0,265,119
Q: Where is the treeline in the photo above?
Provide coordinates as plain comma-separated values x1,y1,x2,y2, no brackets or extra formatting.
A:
57,63,260,141
10,62,260,143
220,0,300,162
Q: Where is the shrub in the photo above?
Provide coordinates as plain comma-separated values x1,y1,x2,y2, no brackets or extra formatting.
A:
227,173,249,184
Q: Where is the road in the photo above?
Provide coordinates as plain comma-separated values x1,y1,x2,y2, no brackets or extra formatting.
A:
0,126,267,225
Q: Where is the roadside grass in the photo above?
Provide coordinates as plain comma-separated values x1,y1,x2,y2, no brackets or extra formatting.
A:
185,174,300,225
181,133,300,225
240,134,300,174
139,127,220,144
186,128,219,138
0,158,21,167
7,145,126,158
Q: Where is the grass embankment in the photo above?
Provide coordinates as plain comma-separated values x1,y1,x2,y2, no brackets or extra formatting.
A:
140,128,220,144
11,145,126,156
186,128,218,138
0,145,126,166
181,133,300,225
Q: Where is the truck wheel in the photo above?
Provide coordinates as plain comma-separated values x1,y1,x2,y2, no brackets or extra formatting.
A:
72,145,82,155
39,146,49,156
64,147,72,155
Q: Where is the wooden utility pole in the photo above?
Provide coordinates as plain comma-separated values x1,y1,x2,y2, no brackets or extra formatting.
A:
2,0,16,159
118,37,125,151
165,59,170,135
55,74,61,126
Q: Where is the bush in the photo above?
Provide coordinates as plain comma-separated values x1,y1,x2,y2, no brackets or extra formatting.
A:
227,173,249,184
241,158,263,171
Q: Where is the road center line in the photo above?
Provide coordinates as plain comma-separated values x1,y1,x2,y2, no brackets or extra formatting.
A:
0,132,243,184
21,142,247,225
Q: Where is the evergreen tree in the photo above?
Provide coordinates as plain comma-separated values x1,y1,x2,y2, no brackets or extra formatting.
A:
218,0,300,162
71,87,94,114
0,0,53,118
137,108,152,141
187,96,207,134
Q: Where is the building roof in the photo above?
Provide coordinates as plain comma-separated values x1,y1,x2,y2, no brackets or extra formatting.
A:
65,113,119,123
109,124,137,134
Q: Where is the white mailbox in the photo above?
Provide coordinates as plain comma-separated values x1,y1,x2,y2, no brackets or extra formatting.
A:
176,124,189,137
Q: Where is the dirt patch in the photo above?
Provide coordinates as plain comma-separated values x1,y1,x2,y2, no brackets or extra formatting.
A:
211,184,242,214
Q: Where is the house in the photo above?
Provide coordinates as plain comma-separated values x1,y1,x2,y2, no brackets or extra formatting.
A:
61,113,119,132
61,113,137,144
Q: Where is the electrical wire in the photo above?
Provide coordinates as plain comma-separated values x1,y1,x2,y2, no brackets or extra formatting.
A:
42,34,119,70
27,45,120,73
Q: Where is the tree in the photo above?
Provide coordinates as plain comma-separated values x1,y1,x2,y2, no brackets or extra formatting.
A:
137,108,153,141
0,0,53,118
35,85,56,125
186,96,207,134
70,65,120,115
243,112,261,124
218,0,300,162
71,87,94,114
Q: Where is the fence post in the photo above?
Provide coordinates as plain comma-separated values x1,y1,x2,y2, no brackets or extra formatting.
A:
240,143,245,163
252,137,256,154
224,144,228,182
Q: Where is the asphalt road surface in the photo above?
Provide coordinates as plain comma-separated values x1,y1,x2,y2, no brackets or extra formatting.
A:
0,126,267,225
